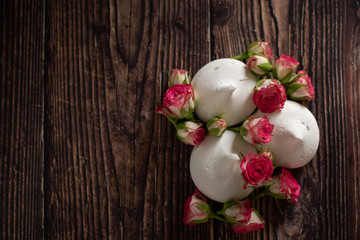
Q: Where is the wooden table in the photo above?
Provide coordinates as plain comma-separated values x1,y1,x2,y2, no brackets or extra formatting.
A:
1,0,359,239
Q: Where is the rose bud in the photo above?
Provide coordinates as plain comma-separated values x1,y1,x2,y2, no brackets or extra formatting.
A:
253,79,287,113
274,55,300,83
241,153,273,189
287,70,315,100
169,69,190,87
260,149,274,161
248,40,272,59
155,84,195,119
269,168,300,204
241,115,274,145
207,117,227,137
177,121,205,146
183,189,211,225
222,199,252,223
232,211,265,234
246,55,273,76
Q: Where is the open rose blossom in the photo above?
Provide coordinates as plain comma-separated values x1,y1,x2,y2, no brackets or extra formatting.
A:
232,211,265,233
224,199,252,223
169,69,190,86
246,55,273,76
155,84,195,118
274,55,300,83
183,189,210,225
253,79,287,113
269,168,300,204
242,115,274,144
248,40,272,59
287,70,315,100
177,121,205,146
207,117,227,137
241,153,273,189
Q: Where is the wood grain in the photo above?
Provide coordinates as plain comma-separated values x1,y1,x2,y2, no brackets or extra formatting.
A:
0,0,44,239
1,0,359,239
44,0,211,239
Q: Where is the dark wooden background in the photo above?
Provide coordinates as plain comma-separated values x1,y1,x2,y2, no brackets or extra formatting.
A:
1,0,359,239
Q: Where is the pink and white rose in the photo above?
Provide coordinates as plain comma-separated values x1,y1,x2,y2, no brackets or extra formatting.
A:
240,153,273,189
274,55,300,83
242,115,274,144
155,84,195,118
207,118,227,137
169,69,190,86
248,40,272,59
269,168,300,204
287,70,315,100
183,189,210,225
232,211,265,234
253,79,287,113
177,121,205,146
224,199,252,223
246,55,273,76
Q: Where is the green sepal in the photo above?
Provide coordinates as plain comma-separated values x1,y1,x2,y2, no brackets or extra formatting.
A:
167,70,173,87
208,128,220,137
257,63,273,73
216,200,244,224
279,70,296,84
247,39,264,52
253,208,264,220
288,71,307,83
188,202,211,224
229,126,248,136
165,115,178,128
254,78,266,89
286,82,306,95
231,52,249,60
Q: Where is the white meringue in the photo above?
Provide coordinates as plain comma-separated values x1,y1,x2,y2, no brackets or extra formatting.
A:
190,130,257,203
256,100,319,168
191,59,258,126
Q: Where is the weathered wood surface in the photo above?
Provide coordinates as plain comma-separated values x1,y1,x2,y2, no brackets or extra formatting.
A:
0,0,45,239
1,0,359,239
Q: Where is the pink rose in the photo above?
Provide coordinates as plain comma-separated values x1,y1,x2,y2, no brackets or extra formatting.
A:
288,70,315,100
274,55,300,83
224,199,252,222
207,117,227,137
246,55,273,76
242,115,274,144
155,84,195,118
248,40,272,59
183,189,210,225
232,211,265,233
169,69,190,86
240,153,273,189
253,79,287,113
269,168,300,204
177,121,205,146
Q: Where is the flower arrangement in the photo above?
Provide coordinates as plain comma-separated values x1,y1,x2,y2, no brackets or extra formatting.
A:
156,40,316,233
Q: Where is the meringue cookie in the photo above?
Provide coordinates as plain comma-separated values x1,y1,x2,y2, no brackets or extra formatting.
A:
190,130,257,203
191,59,258,126
256,100,319,168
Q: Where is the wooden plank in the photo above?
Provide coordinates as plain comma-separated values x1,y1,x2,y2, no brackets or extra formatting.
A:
344,1,360,239
0,0,44,239
210,0,358,239
44,0,210,239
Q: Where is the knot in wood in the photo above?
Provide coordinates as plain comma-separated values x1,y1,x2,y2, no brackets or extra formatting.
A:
212,1,232,26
